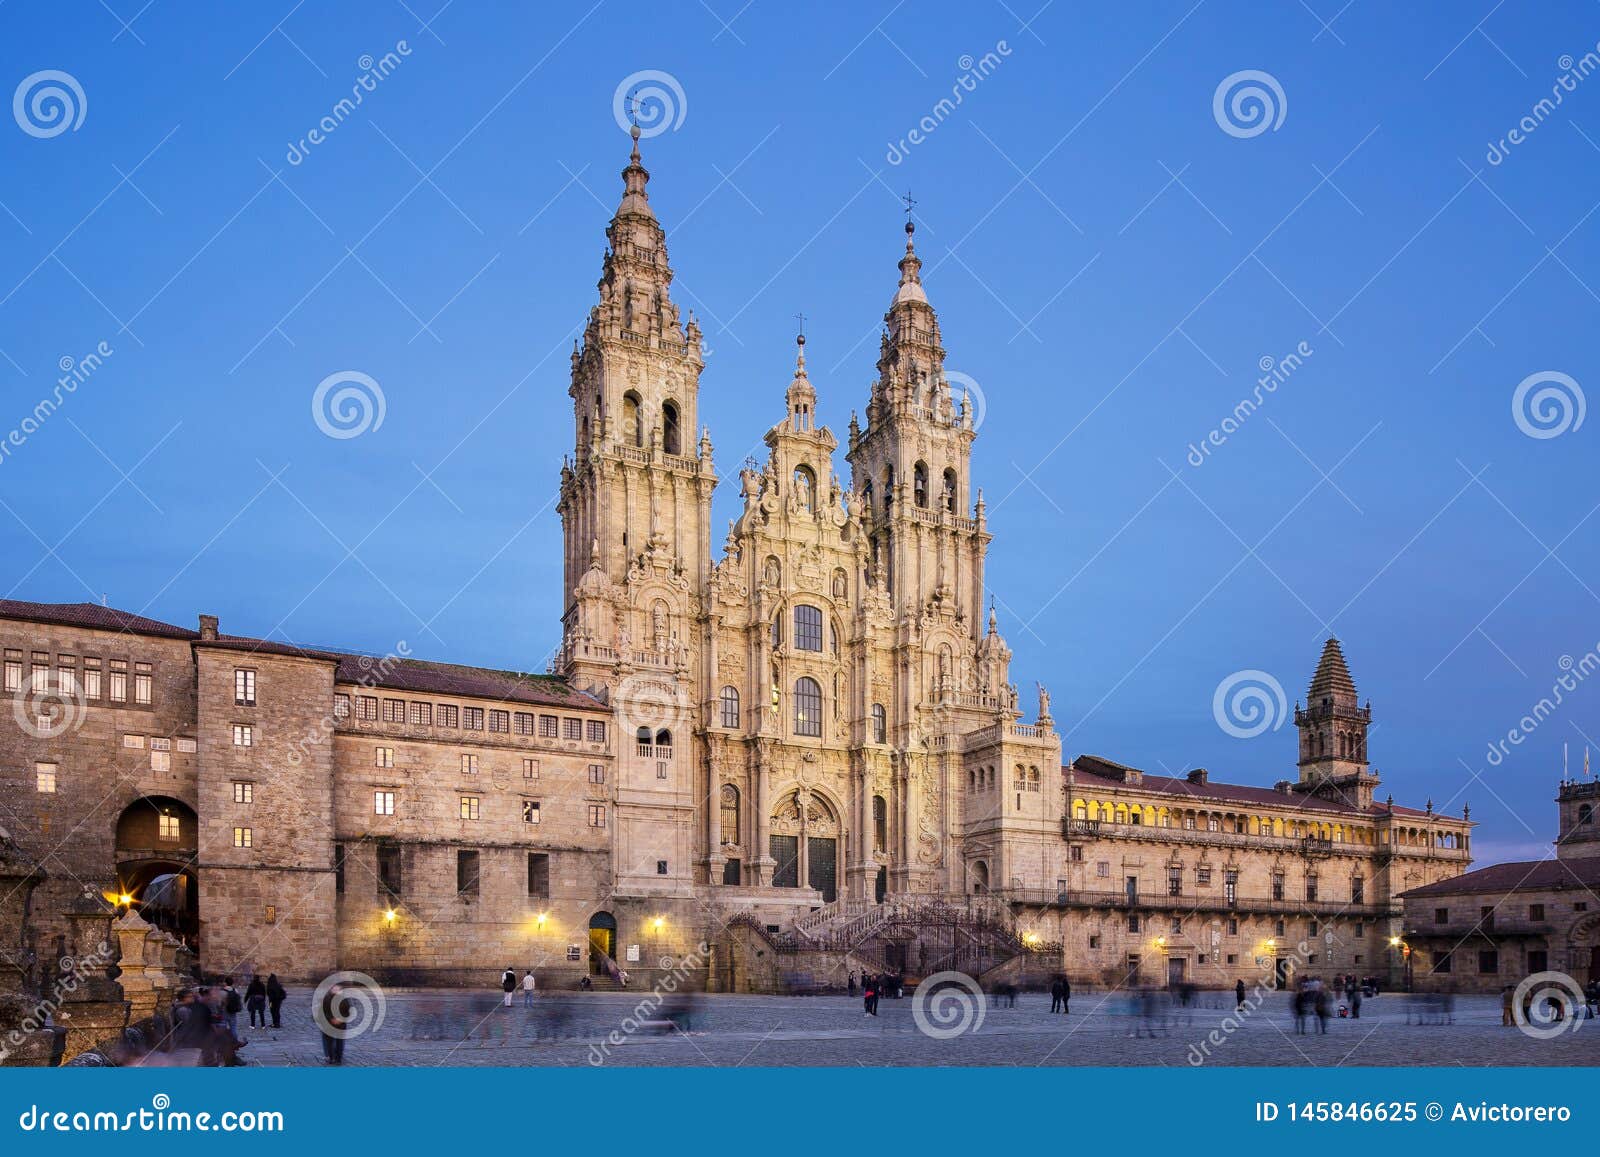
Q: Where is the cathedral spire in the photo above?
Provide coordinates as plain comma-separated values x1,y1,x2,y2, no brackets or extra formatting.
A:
785,333,817,431
617,123,655,219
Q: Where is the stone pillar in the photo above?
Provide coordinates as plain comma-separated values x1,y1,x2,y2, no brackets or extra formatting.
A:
52,894,129,1064
112,911,161,1023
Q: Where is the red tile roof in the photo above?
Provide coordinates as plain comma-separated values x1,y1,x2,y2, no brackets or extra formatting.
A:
0,599,196,639
1399,856,1600,898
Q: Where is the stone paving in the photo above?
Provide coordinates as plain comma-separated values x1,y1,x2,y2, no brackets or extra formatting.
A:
209,989,1600,1067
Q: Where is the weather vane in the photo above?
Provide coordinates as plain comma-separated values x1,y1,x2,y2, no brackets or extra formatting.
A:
625,92,642,127
794,310,806,336
902,189,917,218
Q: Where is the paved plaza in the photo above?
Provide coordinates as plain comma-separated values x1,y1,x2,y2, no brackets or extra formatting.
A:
220,990,1600,1067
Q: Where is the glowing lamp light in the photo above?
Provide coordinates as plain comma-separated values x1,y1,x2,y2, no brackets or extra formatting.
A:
117,893,133,906
383,908,397,924
1020,931,1041,948
1388,936,1402,947
535,912,548,926
1155,936,1167,947
652,916,666,930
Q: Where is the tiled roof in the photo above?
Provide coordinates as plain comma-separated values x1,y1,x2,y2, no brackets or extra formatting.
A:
1399,856,1600,898
0,599,196,640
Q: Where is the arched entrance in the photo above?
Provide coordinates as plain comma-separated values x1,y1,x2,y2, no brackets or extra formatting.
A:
588,911,617,976
769,789,839,902
1569,912,1600,985
115,796,199,946
971,860,989,895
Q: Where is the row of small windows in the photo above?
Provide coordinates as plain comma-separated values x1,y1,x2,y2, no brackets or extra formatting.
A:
620,393,683,455
1071,799,1466,849
373,748,551,781
861,463,961,514
335,694,605,743
349,848,558,901
968,765,1041,792
716,684,886,742
4,650,149,704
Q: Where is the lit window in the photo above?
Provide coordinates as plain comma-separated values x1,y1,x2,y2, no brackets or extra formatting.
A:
150,751,170,772
232,724,253,748
234,668,256,706
233,827,252,848
232,781,253,804
461,753,479,775
2,652,19,691
871,703,886,744
109,659,128,702
333,694,350,718
460,795,480,820
358,696,378,720
382,698,404,723
375,746,394,768
375,791,395,816
158,814,180,841
588,804,606,828
522,799,541,824
83,658,101,699
35,762,56,793
793,677,822,737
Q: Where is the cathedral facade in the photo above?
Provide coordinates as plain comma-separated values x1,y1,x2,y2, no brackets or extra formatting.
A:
0,128,1472,994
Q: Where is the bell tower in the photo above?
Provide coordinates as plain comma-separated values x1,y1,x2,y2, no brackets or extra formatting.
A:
1293,637,1378,809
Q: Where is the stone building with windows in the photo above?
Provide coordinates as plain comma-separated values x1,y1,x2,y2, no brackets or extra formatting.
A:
0,127,1471,991
1398,778,1600,993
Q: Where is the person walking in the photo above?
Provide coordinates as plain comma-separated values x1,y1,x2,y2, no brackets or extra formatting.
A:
501,967,517,1008
1501,985,1516,1026
1350,983,1362,1020
1060,976,1071,1014
1235,978,1247,1011
1049,977,1063,1014
847,971,857,997
221,978,243,1039
320,982,347,1065
1313,983,1330,1034
266,974,286,1028
863,974,878,1017
245,976,267,1028
522,970,537,1007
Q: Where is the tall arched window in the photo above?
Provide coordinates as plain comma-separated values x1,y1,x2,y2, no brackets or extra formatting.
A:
872,795,887,853
871,703,886,744
622,391,643,448
913,461,928,507
662,400,681,455
883,465,895,510
942,468,958,513
719,785,740,846
793,677,822,737
719,685,740,729
794,605,823,651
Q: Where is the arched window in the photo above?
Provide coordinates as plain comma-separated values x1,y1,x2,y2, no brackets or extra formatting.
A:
872,795,887,853
913,461,928,508
655,729,672,748
719,785,740,846
883,465,895,510
871,703,886,744
622,391,643,448
793,465,816,513
794,605,823,652
719,686,740,729
793,677,822,737
942,468,957,513
1580,803,1594,825
662,400,681,455
635,726,652,744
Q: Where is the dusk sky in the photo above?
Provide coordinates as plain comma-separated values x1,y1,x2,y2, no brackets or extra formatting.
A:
3,1,1598,866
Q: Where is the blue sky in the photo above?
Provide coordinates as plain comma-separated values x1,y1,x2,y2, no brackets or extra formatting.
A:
2,1,1598,865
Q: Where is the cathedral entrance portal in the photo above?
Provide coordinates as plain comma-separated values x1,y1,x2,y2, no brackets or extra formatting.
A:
770,790,839,903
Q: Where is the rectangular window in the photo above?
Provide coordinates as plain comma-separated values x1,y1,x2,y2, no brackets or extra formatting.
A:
1434,907,1449,924
234,668,256,706
539,714,558,737
1530,903,1546,921
527,852,550,898
375,790,395,816
1069,846,1084,862
334,693,350,719
1478,950,1498,975
56,659,76,695
83,658,101,699
409,701,432,726
463,707,484,730
437,704,458,728
588,763,605,785
1432,951,1453,974
461,753,479,775
232,724,253,747
382,698,404,723
2,653,20,691
1170,916,1182,933
1089,934,1101,949
335,844,347,895
523,758,539,780
1224,869,1238,905
1271,873,1285,901
377,844,402,897
35,762,57,793
1528,949,1548,973
1227,918,1239,935
375,746,394,768
233,827,252,848
133,663,152,704
1166,867,1182,896
588,804,606,828
177,737,196,753
1354,922,1364,938
150,737,170,751
457,850,480,896
489,709,509,733
359,696,378,721
656,860,668,875
563,717,582,740
158,814,180,841
1305,874,1318,903
587,720,607,743
1196,867,1212,885
1352,875,1365,904
460,795,480,820
1206,816,1220,832
152,751,171,773
109,659,128,702
522,799,541,824
232,781,253,804
656,760,669,780
514,712,534,736
1127,914,1141,933
1096,861,1110,878
794,605,823,651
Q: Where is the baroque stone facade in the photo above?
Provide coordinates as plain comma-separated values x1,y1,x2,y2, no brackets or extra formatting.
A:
0,128,1472,991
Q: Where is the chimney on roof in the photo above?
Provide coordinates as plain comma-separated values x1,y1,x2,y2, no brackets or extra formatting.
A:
1274,779,1292,794
1186,768,1208,786
199,614,218,641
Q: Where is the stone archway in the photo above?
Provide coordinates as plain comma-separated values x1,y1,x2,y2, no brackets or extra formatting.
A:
114,796,198,946
769,789,840,902
1567,911,1600,985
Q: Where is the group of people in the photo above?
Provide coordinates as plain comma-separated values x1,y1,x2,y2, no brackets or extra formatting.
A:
849,971,903,1015
500,968,538,1007
1048,976,1072,1013
167,974,283,1066
1500,978,1600,1025
1290,975,1362,1032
